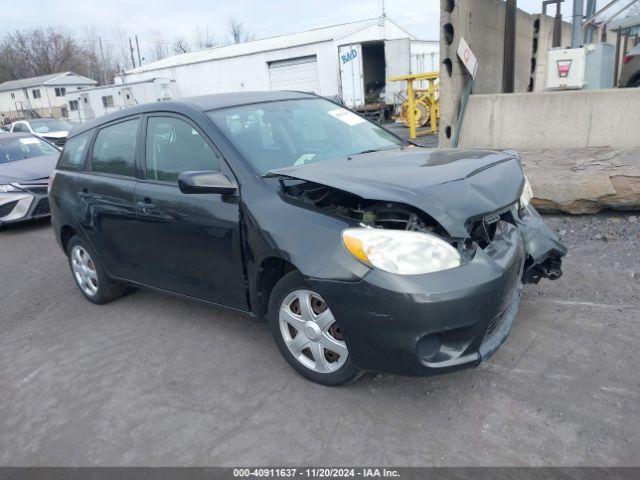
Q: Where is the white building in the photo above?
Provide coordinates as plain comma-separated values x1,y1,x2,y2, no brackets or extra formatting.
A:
116,18,439,108
0,72,97,118
66,78,178,122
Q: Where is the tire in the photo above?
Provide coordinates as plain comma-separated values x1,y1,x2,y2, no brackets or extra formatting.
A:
268,271,362,386
67,235,126,305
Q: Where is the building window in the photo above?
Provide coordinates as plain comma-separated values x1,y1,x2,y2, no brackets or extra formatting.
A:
55,87,66,97
32,89,41,99
101,95,114,108
69,100,79,111
10,93,15,99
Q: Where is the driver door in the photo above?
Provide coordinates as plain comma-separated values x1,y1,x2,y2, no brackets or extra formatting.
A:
131,113,248,310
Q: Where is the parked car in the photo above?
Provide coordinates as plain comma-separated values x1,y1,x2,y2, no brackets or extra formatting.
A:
49,92,566,386
619,43,640,88
9,118,74,147
0,133,59,226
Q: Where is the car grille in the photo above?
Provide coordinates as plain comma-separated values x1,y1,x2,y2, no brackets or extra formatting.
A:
32,197,50,216
469,204,517,248
18,184,47,195
0,200,18,218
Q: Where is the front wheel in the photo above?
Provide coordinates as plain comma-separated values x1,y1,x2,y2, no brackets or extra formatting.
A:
268,271,362,386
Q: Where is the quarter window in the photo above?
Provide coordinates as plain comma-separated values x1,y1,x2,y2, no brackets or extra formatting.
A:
58,132,91,171
145,116,219,182
91,119,139,177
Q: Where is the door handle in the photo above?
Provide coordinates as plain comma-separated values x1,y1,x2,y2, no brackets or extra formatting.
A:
136,200,157,215
78,188,90,199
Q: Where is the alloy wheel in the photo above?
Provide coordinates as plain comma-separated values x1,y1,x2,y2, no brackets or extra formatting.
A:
279,289,348,373
71,245,99,297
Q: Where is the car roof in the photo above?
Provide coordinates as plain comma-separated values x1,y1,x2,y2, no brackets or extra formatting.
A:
69,90,318,139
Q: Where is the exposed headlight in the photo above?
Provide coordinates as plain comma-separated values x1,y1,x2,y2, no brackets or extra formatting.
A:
342,228,462,275
0,184,20,193
520,175,533,207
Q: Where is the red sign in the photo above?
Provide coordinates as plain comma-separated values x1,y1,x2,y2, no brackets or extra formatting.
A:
557,60,572,78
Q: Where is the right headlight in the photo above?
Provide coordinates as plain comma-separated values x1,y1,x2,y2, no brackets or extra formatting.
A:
342,228,462,275
0,184,20,193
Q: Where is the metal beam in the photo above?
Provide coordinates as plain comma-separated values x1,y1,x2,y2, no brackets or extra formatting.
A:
502,0,517,93
571,0,585,48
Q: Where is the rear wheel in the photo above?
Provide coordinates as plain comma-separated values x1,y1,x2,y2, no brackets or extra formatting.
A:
268,271,362,386
67,236,126,304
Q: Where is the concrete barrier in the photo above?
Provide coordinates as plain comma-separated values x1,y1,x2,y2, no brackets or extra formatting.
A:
458,88,640,149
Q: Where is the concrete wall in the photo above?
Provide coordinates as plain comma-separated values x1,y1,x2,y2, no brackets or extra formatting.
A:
439,0,537,147
531,14,574,92
458,88,640,149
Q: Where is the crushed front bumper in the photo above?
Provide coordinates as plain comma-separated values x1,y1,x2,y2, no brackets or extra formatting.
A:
309,208,564,377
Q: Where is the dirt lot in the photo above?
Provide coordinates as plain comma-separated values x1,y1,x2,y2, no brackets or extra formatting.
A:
0,213,638,466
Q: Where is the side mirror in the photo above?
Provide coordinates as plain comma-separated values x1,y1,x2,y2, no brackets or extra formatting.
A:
178,171,237,195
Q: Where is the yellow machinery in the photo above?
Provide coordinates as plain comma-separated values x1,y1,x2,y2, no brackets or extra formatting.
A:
389,72,439,139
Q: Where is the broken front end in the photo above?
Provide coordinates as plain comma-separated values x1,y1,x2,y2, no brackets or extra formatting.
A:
277,179,566,376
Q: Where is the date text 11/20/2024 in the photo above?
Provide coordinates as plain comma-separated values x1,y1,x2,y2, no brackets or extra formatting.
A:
232,467,401,478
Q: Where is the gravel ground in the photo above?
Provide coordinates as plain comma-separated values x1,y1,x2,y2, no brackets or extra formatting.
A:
0,213,638,466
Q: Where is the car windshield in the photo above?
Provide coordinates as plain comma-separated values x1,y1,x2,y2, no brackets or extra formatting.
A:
30,119,73,133
207,98,405,174
0,136,59,163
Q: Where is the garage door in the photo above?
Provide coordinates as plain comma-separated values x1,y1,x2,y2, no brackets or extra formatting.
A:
268,56,319,93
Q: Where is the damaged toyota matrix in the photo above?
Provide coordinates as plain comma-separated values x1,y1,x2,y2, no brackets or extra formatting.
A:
49,91,566,386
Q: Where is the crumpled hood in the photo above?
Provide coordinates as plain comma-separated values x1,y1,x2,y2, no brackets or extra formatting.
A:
269,147,525,238
0,155,58,184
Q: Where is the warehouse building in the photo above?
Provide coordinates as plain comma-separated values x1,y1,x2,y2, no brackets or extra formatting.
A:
116,17,439,109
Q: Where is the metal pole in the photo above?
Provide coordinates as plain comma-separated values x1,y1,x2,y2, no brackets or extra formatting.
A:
583,0,596,44
129,37,136,69
135,35,142,66
502,0,517,93
614,32,622,85
451,76,473,148
571,0,584,48
407,80,416,140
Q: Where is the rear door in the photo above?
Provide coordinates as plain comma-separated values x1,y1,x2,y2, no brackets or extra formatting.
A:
131,113,247,309
77,116,141,280
339,44,364,107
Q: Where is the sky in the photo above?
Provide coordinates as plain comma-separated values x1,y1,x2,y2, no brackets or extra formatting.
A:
0,0,611,63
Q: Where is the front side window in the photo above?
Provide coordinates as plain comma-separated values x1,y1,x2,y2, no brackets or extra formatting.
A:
207,98,404,175
145,116,219,182
0,135,59,164
57,133,91,170
91,119,139,177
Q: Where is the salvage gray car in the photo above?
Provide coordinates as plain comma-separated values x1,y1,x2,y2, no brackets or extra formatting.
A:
50,92,566,386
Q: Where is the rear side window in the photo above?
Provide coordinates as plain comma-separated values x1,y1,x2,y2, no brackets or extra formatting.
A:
13,123,29,133
91,118,139,177
58,133,91,170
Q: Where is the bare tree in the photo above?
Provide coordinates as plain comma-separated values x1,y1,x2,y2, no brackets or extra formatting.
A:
0,27,101,83
228,17,252,44
193,26,216,50
173,37,191,55
148,31,170,61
